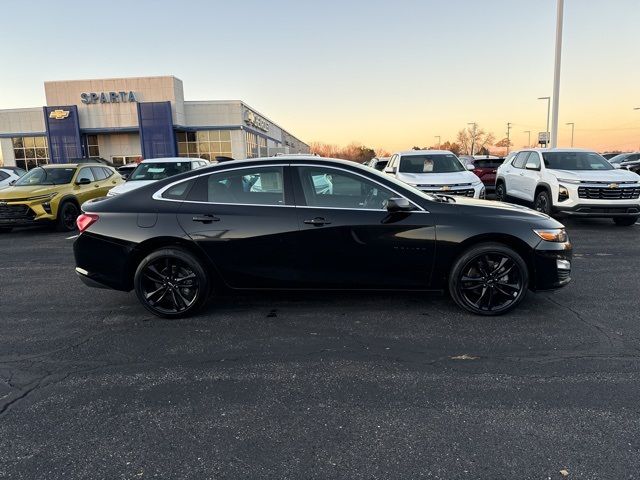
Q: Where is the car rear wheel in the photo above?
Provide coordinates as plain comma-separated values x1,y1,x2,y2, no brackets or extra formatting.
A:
56,201,79,232
449,243,529,316
134,248,210,318
534,190,551,215
613,216,639,227
495,182,506,202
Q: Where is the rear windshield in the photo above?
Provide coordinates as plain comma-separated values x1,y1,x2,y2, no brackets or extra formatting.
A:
473,158,504,168
128,162,192,181
399,154,465,173
542,152,613,171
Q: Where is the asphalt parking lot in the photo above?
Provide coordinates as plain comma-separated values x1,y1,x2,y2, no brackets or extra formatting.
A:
1,218,639,479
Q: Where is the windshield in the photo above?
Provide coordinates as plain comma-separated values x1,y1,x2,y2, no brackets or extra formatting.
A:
399,154,465,173
608,154,629,164
128,162,192,181
542,152,613,171
14,167,75,186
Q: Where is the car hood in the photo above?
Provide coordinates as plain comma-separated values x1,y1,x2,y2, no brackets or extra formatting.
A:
109,180,157,195
0,184,68,200
396,170,479,185
547,169,640,182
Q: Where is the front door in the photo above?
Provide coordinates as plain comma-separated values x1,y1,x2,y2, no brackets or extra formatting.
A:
176,164,300,288
291,165,436,289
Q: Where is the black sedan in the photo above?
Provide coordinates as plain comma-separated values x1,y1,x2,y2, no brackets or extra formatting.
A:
73,156,572,318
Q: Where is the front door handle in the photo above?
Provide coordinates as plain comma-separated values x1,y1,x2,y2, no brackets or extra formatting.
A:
304,217,331,226
192,214,220,223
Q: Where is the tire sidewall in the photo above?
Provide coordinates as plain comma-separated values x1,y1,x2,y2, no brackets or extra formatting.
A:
134,247,210,319
56,201,79,232
534,190,551,215
495,182,506,202
449,243,529,316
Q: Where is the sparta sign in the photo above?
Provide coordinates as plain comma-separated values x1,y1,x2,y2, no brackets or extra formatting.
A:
81,91,138,104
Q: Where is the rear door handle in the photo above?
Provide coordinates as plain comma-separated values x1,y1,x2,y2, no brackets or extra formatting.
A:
304,217,331,226
192,214,220,223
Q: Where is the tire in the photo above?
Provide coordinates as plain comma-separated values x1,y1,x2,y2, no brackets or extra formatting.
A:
134,247,210,319
495,182,507,202
613,216,639,227
533,190,552,215
0,227,13,233
449,242,529,316
56,201,79,232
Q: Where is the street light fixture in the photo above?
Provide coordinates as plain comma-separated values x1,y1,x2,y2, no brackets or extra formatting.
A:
565,122,575,147
538,96,551,147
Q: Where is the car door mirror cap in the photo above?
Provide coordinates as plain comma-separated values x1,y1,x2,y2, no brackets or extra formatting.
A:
386,197,413,212
466,164,475,171
525,163,540,171
76,178,92,185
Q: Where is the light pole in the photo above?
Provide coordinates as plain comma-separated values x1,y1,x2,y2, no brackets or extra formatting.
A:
538,96,551,147
550,0,564,148
523,130,531,147
566,122,575,147
435,136,441,149
467,122,477,155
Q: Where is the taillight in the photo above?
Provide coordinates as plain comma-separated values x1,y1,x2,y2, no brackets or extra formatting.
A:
77,213,99,232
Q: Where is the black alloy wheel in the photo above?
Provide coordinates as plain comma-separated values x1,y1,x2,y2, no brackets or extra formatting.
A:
449,243,529,315
495,182,506,202
134,248,209,318
534,190,551,215
56,202,79,232
613,216,639,227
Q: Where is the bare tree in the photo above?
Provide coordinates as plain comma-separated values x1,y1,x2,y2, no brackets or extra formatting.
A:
456,126,495,155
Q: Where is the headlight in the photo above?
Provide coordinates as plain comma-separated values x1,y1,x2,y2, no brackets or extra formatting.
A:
26,193,57,202
556,178,580,184
558,185,569,202
533,228,568,242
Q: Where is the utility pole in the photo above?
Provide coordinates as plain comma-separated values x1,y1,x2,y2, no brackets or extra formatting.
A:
550,0,564,148
523,130,531,147
538,96,551,147
435,136,441,149
467,122,477,155
506,122,512,154
566,122,575,147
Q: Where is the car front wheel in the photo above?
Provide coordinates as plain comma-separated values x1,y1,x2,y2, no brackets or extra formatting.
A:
134,247,210,318
56,202,79,232
534,190,552,215
613,216,639,227
449,243,529,316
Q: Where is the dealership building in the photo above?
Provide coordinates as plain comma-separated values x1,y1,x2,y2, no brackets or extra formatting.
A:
0,75,309,170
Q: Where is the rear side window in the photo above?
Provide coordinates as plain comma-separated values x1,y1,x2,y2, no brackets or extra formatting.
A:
91,167,108,181
162,179,196,200
0,171,8,180
102,167,114,178
188,167,285,205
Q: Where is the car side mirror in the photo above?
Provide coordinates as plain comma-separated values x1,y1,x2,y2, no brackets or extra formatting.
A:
9,180,16,186
386,197,413,212
466,164,475,171
385,167,397,174
76,178,91,185
613,164,621,169
525,163,540,171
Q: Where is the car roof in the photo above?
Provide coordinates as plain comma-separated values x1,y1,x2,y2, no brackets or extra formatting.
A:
394,150,456,156
140,157,201,163
512,148,595,153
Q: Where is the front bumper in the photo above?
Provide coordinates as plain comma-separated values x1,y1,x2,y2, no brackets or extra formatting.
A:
554,183,640,217
554,204,640,217
531,240,573,291
0,201,57,227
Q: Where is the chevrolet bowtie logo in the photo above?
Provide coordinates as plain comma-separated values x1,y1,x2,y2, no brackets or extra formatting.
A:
608,183,619,189
49,109,70,120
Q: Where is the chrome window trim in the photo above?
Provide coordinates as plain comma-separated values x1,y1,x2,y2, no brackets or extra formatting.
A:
152,162,427,212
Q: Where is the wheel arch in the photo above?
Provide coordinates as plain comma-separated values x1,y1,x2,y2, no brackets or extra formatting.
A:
534,182,553,197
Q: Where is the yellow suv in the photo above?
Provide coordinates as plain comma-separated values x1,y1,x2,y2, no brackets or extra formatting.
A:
0,163,123,232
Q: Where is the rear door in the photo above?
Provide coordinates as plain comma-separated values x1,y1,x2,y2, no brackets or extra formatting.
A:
291,164,436,289
175,164,301,288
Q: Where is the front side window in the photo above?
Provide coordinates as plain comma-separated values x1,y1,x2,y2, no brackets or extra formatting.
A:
525,152,541,169
128,162,193,181
298,166,395,210
77,168,95,183
512,152,529,169
201,167,284,205
15,167,76,186
542,152,613,171
398,154,465,173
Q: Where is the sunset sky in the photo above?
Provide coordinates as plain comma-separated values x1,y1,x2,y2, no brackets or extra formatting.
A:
1,0,638,152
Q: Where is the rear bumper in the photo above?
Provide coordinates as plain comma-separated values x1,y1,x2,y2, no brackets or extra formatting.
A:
531,241,573,291
554,204,640,217
73,232,135,291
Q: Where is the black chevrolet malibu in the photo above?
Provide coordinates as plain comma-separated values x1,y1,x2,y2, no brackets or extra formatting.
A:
73,156,572,318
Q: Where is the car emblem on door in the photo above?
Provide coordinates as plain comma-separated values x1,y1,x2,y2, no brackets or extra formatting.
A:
608,183,619,189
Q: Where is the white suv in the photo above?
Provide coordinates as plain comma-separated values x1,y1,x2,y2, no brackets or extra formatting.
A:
496,148,640,226
384,150,485,198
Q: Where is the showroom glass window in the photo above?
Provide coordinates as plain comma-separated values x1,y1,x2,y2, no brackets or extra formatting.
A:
177,131,232,161
12,136,49,171
298,166,394,210
87,135,100,157
245,132,259,159
190,167,285,205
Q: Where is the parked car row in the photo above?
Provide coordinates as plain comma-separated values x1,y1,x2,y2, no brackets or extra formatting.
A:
0,158,210,232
